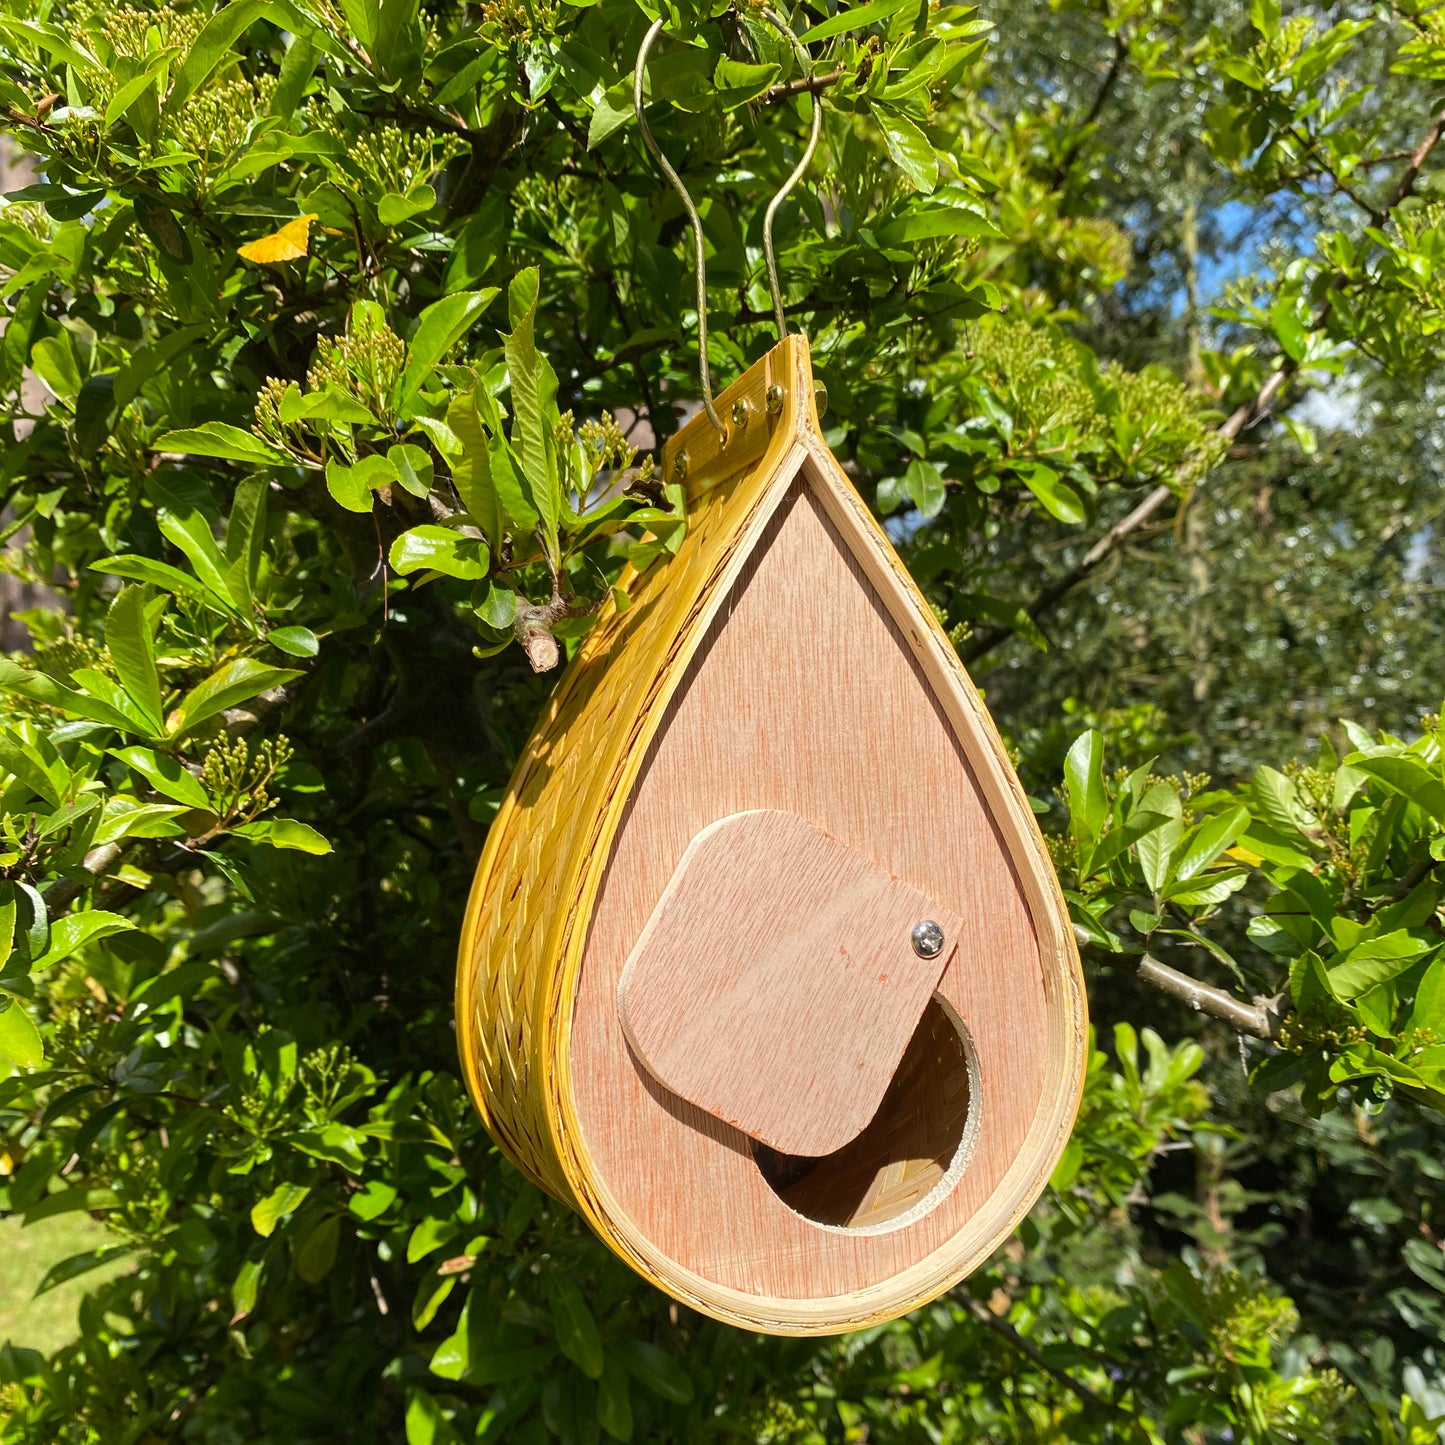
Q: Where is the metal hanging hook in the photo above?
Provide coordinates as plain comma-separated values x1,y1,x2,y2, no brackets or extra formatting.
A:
634,8,823,433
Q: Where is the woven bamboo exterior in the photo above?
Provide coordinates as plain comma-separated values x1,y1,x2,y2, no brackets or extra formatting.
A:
456,335,1087,1334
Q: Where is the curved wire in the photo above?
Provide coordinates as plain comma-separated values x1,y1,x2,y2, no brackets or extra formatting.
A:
634,10,820,430
759,7,822,338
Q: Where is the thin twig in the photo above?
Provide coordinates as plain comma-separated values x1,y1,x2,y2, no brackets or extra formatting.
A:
761,65,847,105
962,1296,1142,1426
1050,31,1128,185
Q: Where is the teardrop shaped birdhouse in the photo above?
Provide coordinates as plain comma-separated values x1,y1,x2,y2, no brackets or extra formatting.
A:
457,336,1086,1334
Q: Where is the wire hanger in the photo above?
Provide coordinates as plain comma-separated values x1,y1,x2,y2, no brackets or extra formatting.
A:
634,8,823,433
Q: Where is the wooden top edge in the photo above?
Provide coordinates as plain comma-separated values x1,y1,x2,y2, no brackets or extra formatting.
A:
661,335,817,501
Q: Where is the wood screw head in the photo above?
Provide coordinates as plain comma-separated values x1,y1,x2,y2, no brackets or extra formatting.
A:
731,399,752,430
765,383,784,414
813,380,828,417
911,920,944,958
671,449,688,480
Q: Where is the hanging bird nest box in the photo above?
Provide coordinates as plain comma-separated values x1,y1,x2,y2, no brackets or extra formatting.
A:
456,334,1087,1334
456,10,1085,1335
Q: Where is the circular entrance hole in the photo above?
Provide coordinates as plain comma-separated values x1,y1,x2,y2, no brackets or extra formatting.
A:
752,998,974,1230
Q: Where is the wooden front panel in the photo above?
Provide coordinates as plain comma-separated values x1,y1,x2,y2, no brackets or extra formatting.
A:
616,809,961,1158
570,475,1048,1299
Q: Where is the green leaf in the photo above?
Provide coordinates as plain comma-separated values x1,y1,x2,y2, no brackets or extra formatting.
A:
408,1216,457,1263
1250,765,1314,842
349,1180,398,1222
378,185,436,227
405,1389,451,1445
388,443,435,497
231,1258,264,1324
104,585,164,733
389,526,489,580
1250,0,1281,39
31,335,80,401
0,16,100,69
279,386,375,426
411,1269,458,1332
614,1340,693,1404
103,62,167,128
155,423,290,465
0,659,139,733
903,459,946,518
1329,933,1436,1002
475,581,517,631
1174,805,1251,883
396,289,497,413
33,910,137,970
588,79,634,150
174,660,302,734
74,374,116,455
111,747,211,808
91,800,191,846
0,1001,42,1068
0,733,62,808
712,57,780,108
1017,463,1085,525
546,1271,604,1379
873,106,937,192
325,458,380,513
92,555,211,601
225,476,268,615
502,268,561,558
1347,752,1445,822
268,626,320,658
876,204,1001,245
1409,957,1445,1034
1271,297,1307,363
251,1182,311,1237
1064,730,1107,855
800,0,914,42
34,1245,136,1296
166,0,274,115
1136,784,1184,894
447,388,506,548
1089,810,1172,873
295,1214,341,1283
153,489,235,606
598,1359,634,1442
233,818,332,854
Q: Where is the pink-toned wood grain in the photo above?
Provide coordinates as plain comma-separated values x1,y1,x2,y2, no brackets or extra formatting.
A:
569,462,1050,1299
616,810,960,1157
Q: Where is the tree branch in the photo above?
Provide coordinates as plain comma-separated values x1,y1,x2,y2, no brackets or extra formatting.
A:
1136,954,1284,1040
760,65,848,106
963,104,1445,666
41,842,128,912
1050,31,1128,185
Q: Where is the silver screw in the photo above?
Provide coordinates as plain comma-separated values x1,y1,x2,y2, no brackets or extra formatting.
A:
765,383,784,414
911,920,944,959
671,449,688,481
731,399,751,430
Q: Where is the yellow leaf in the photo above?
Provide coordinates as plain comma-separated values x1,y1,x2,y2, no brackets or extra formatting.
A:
1226,844,1264,867
237,213,319,264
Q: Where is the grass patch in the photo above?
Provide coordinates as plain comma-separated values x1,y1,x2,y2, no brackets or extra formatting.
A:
0,1212,132,1356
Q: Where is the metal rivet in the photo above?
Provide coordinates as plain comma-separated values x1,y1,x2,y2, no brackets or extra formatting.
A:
813,379,828,417
765,383,784,414
731,399,751,431
911,920,944,959
671,449,688,480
